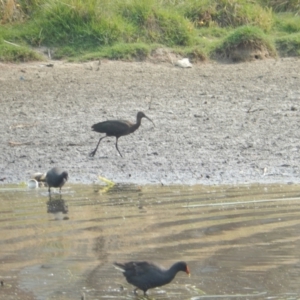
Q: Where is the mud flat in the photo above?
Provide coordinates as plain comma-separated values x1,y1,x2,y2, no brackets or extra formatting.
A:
0,58,300,185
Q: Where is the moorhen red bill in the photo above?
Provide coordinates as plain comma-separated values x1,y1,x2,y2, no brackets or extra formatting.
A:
114,261,190,295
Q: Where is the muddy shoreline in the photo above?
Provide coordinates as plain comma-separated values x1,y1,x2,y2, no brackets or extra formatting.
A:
1,58,300,186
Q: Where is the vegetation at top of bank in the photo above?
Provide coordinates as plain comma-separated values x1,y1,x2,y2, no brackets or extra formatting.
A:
213,25,277,61
0,0,300,62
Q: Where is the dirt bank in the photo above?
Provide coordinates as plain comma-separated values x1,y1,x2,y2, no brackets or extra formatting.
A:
1,58,300,186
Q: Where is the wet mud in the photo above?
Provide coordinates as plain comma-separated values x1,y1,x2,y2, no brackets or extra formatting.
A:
0,58,300,185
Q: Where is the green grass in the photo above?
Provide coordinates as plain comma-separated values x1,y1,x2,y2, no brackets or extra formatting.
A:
259,0,300,14
182,0,273,31
213,26,277,61
118,0,194,46
0,0,300,62
275,33,300,56
32,0,126,47
0,39,43,62
274,13,300,33
76,42,152,61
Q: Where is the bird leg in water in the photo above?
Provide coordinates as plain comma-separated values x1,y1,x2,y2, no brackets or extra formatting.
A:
115,137,123,157
89,136,107,157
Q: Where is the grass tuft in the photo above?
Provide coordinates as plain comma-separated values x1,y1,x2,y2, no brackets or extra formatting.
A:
183,0,273,32
213,25,277,62
274,13,300,33
0,39,43,61
118,0,194,46
275,33,300,56
33,0,124,48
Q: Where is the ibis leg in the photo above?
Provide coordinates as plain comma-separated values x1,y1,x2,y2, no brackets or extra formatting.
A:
89,136,106,157
115,138,123,157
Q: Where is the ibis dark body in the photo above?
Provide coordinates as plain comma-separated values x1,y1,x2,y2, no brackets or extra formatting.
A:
89,111,154,157
114,261,190,295
46,167,68,194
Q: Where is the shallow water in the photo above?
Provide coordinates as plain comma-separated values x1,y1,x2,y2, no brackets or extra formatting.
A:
1,183,300,300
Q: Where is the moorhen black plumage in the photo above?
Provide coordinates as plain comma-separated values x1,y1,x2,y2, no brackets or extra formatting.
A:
45,167,68,194
114,261,190,295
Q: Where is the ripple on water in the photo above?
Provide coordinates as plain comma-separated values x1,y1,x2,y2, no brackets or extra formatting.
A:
0,183,300,299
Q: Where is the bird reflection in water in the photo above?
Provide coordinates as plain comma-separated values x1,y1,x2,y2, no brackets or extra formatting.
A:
46,196,69,220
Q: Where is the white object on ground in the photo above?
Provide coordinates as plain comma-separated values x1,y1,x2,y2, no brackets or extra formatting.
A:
28,179,39,189
175,58,192,68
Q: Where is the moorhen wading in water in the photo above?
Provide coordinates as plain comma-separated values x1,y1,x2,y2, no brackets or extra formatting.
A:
46,167,68,194
114,261,190,295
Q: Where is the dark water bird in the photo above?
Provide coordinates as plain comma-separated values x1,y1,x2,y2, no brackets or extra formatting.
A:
89,111,154,157
45,167,68,194
114,261,190,295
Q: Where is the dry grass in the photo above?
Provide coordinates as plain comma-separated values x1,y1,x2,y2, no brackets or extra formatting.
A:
0,0,24,23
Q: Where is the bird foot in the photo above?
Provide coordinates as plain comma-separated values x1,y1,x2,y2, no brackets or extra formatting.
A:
89,151,96,157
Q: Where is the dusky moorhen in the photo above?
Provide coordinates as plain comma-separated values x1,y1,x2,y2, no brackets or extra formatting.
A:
46,167,68,194
114,261,190,295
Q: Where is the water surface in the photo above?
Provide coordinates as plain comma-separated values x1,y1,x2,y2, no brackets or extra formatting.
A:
1,183,300,299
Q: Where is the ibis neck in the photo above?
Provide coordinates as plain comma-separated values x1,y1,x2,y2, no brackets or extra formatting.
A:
130,118,142,133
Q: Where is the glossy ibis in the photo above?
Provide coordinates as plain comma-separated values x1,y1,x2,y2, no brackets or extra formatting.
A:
46,167,68,194
114,261,190,295
89,111,154,157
